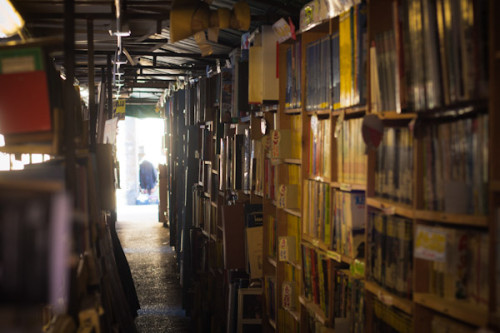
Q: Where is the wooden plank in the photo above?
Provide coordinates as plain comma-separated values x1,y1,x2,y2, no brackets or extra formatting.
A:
283,207,301,218
414,210,488,227
332,105,367,117
331,182,367,192
284,108,302,115
414,293,488,327
365,281,413,315
284,158,302,165
285,308,300,322
374,111,417,120
298,295,327,325
268,256,277,268
366,197,415,218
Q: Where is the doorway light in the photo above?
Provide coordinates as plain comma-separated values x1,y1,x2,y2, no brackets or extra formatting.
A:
0,0,25,38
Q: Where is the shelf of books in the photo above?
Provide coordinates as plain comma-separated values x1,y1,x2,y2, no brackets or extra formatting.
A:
270,0,497,331
170,0,498,331
364,0,495,331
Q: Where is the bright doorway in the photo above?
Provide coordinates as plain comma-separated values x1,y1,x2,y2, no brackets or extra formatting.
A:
116,116,165,223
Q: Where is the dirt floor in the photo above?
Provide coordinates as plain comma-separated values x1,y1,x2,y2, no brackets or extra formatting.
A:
116,204,191,333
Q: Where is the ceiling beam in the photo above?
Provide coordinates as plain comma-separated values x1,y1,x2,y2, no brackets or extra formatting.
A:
126,81,174,88
73,49,229,59
17,0,172,4
74,64,205,70
22,12,170,20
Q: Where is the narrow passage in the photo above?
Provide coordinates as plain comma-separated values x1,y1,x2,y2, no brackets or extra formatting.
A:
116,205,191,332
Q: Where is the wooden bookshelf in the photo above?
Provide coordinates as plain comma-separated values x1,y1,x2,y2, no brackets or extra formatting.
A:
331,182,367,192
301,234,328,251
283,158,301,165
299,296,327,325
284,108,302,115
307,176,332,184
306,109,331,117
283,207,301,218
268,256,277,268
284,308,300,322
366,197,415,219
414,210,489,227
268,318,277,330
332,104,367,117
365,281,413,315
159,0,498,331
326,250,353,265
371,111,418,120
414,293,489,327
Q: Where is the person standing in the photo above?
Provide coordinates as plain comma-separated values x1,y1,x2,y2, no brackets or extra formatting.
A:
139,155,157,195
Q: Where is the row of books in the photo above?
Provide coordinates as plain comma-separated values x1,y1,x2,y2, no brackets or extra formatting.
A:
370,29,398,112
303,180,331,244
252,139,264,195
301,246,330,316
416,224,489,308
189,74,221,125
337,117,367,185
285,42,302,110
304,309,328,333
422,114,488,215
371,0,488,113
339,3,367,109
265,276,277,321
278,308,299,332
282,266,299,316
267,215,277,259
374,126,414,205
303,3,367,111
371,297,412,333
264,159,277,201
332,269,365,333
367,211,413,299
280,214,301,264
431,314,477,333
218,124,252,192
332,189,365,259
309,117,332,179
233,126,252,190
303,180,365,258
306,36,333,111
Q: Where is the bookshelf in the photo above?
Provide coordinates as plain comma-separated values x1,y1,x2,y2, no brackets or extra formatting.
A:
159,0,499,332
364,0,495,332
261,0,498,332
0,37,142,331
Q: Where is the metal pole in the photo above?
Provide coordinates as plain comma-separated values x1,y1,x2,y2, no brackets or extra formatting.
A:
107,54,113,119
64,0,76,194
88,19,97,151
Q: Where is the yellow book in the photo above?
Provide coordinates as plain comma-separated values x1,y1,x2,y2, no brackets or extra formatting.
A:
303,181,309,235
323,119,331,180
288,215,301,263
339,10,353,108
337,120,344,183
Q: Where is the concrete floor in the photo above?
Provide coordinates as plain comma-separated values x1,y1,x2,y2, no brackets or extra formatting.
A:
116,204,191,333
